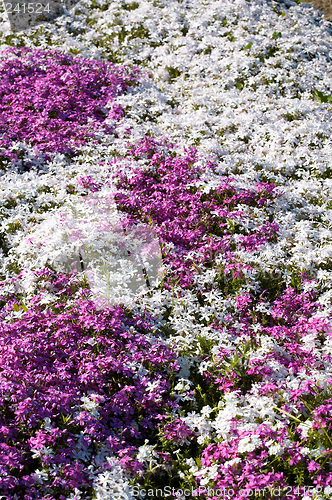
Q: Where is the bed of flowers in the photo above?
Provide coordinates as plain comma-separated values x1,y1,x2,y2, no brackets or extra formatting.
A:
0,0,332,498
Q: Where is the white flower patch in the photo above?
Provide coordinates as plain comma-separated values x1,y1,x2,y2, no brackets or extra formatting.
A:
194,463,220,485
91,457,136,500
33,468,49,484
66,489,83,500
265,440,285,456
136,440,158,468
13,191,163,308
72,432,92,463
307,443,328,459
123,360,149,380
80,393,105,418
31,446,54,460
237,434,262,453
297,420,314,439
180,411,212,444
173,377,195,402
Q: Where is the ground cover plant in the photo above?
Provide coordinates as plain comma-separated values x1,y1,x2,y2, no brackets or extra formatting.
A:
0,0,331,498
0,46,138,165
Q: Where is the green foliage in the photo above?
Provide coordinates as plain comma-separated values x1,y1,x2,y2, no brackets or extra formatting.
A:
0,233,10,257
90,0,111,11
69,48,82,55
36,201,59,213
37,185,52,194
256,268,286,301
13,302,28,313
220,338,260,376
203,45,212,54
6,221,22,233
258,44,280,63
313,88,332,103
166,66,182,82
216,338,262,394
214,265,247,295
4,35,26,47
181,24,189,36
271,386,332,487
66,184,77,195
93,22,150,56
282,111,305,121
5,260,21,275
235,77,245,90
216,123,238,139
1,197,18,210
122,1,139,10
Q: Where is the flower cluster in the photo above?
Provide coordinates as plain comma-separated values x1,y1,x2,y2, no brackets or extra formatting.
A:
0,270,178,498
0,0,331,498
114,136,279,289
0,47,138,163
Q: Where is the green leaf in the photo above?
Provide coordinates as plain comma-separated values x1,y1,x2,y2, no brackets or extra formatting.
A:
13,303,20,312
274,407,302,423
61,414,72,424
242,42,252,50
243,340,250,353
313,88,332,103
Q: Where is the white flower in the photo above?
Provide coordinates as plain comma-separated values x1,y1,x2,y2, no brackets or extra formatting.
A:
31,446,54,459
66,489,82,500
31,449,42,459
237,435,262,453
297,420,313,438
43,417,52,432
200,405,213,418
72,432,92,462
92,458,136,500
33,469,48,484
136,440,158,468
224,457,241,468
266,441,284,456
145,380,161,393
86,337,97,346
308,443,327,458
80,394,104,418
173,377,195,402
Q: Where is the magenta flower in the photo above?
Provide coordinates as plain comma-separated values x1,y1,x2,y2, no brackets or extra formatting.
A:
0,270,178,498
0,47,138,162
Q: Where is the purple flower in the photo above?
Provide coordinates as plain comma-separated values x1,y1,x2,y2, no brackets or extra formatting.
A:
0,270,178,497
0,47,139,163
